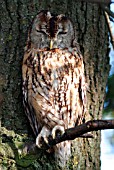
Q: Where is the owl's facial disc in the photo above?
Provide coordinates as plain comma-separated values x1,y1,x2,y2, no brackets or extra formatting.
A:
30,11,74,49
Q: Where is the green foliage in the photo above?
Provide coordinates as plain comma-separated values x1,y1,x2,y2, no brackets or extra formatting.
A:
104,74,114,116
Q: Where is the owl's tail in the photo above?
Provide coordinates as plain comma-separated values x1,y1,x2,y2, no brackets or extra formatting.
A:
54,141,71,168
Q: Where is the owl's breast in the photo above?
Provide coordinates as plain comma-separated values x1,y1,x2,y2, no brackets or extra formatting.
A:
39,49,78,73
34,48,82,90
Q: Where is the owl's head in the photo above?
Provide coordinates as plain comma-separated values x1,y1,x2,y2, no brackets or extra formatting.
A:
29,10,75,49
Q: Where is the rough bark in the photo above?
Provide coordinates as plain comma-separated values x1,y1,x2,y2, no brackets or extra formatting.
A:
0,1,110,170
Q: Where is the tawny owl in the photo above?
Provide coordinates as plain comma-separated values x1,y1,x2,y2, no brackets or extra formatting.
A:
22,10,86,167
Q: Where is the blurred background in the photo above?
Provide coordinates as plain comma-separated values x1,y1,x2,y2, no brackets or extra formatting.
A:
101,2,114,170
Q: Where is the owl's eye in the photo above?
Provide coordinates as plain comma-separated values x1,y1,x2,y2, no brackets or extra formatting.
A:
58,31,67,35
36,24,47,34
36,30,47,35
36,30,45,33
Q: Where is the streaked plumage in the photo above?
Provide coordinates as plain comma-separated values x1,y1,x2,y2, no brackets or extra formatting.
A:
22,10,86,167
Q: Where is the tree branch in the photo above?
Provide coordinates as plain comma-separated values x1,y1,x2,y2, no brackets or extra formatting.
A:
25,119,114,153
104,11,114,49
47,120,114,148
101,4,114,18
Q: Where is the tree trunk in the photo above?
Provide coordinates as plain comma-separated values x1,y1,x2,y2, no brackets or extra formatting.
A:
0,1,110,170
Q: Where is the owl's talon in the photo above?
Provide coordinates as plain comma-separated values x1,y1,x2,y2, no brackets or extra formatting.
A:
36,135,42,148
36,126,50,148
52,125,65,139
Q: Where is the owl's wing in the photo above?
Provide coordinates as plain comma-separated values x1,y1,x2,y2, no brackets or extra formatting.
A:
22,51,40,136
77,57,87,125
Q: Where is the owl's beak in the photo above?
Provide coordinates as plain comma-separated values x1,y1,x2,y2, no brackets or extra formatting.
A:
50,39,54,49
